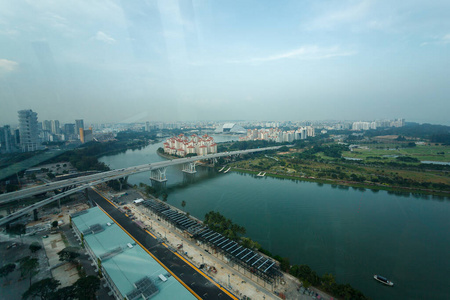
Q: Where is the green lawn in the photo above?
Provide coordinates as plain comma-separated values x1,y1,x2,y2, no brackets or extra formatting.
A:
343,144,449,162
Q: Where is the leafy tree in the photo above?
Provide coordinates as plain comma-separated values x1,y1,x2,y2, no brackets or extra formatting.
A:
18,256,39,287
6,184,20,193
162,193,168,202
321,273,336,290
29,242,42,253
58,247,80,262
0,263,16,281
277,146,290,152
279,257,291,272
52,221,58,228
49,285,75,300
73,275,100,300
240,237,261,249
290,264,320,286
6,223,26,237
47,172,55,179
145,185,156,196
181,200,186,208
204,211,246,241
22,278,60,300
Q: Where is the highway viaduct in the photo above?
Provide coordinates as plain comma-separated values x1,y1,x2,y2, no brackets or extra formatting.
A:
0,146,282,226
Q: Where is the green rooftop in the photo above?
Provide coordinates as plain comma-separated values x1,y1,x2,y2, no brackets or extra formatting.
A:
71,207,196,300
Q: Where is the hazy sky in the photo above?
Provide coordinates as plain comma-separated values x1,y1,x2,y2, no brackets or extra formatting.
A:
0,0,449,125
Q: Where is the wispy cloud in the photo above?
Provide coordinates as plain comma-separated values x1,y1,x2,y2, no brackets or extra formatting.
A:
305,0,372,31
93,31,115,44
0,59,18,73
0,28,19,36
228,46,356,64
420,33,450,46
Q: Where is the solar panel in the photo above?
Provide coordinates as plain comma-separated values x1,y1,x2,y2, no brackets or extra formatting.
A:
100,247,123,261
126,276,159,300
71,210,88,218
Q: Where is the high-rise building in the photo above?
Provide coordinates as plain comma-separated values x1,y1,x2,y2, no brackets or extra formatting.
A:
75,119,84,132
3,125,12,152
0,125,13,153
42,120,52,131
64,123,75,137
13,129,20,145
18,109,39,152
51,120,60,134
80,127,93,143
145,121,150,132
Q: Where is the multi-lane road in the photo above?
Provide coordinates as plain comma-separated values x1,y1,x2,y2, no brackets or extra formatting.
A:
89,188,238,300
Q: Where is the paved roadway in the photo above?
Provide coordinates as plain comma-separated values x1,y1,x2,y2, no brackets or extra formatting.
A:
0,146,282,205
88,188,238,300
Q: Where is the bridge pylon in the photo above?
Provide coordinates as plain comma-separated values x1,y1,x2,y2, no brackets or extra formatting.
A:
182,162,197,174
150,167,167,182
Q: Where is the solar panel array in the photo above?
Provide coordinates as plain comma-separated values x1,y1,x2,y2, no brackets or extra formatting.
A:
82,223,104,235
126,276,159,300
194,228,282,282
99,246,124,261
141,199,282,283
70,210,88,218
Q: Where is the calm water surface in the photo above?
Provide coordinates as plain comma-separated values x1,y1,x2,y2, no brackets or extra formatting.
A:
100,139,450,300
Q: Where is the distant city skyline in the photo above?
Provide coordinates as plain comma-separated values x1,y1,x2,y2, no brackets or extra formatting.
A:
1,1,449,125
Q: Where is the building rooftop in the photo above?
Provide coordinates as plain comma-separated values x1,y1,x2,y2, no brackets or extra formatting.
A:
71,207,196,300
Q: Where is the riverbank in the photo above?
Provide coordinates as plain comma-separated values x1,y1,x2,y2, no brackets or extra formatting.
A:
155,149,176,160
231,167,450,198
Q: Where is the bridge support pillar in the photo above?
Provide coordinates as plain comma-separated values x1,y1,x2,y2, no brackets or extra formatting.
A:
182,162,197,174
118,176,129,191
33,209,38,221
150,168,167,182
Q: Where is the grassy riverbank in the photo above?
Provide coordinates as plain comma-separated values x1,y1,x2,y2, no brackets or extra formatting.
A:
230,167,450,198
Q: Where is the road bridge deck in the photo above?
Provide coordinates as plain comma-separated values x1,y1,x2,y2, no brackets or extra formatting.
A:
0,146,281,205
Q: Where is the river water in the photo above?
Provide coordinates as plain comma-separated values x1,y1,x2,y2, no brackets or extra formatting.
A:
99,137,450,300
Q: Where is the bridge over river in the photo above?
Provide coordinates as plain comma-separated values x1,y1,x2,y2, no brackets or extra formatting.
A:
0,146,282,226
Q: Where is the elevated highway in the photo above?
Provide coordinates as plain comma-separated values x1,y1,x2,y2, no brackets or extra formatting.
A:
0,146,281,226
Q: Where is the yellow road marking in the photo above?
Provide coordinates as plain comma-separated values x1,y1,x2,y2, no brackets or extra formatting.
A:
174,252,239,300
91,187,117,208
96,205,202,300
92,189,238,300
145,230,156,239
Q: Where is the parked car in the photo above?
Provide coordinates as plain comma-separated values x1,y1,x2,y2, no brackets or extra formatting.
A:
6,243,17,249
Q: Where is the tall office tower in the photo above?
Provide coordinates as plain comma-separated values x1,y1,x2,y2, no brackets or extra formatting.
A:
0,126,10,152
64,123,75,136
75,119,84,135
42,120,52,131
14,129,20,145
51,120,60,134
145,121,150,132
3,125,12,152
80,128,93,143
18,109,39,152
